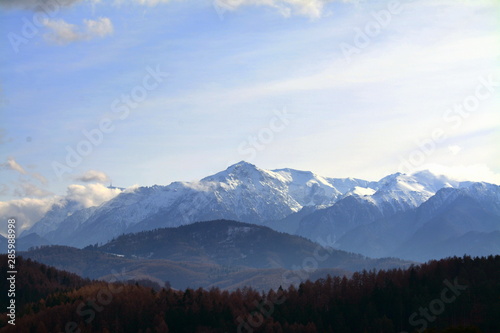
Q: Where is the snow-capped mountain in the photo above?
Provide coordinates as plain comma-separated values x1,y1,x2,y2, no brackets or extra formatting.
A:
23,161,500,261
336,182,500,261
292,172,462,245
27,162,368,247
22,199,83,237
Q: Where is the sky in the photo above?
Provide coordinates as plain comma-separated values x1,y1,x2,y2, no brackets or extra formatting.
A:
0,0,499,231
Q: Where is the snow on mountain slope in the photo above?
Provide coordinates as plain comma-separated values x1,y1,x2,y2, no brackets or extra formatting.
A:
363,173,435,215
32,161,368,247
357,170,469,216
25,161,498,253
349,187,376,196
271,168,341,207
410,170,460,192
327,177,374,195
126,163,378,241
42,206,98,243
21,200,83,237
204,162,350,209
294,171,473,246
335,182,500,261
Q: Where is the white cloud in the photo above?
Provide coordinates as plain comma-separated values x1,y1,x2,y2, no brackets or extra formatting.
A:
0,197,58,234
134,0,174,5
65,183,122,208
126,0,347,18
84,17,114,37
0,0,339,18
1,157,27,174
75,170,110,183
43,17,114,44
32,172,49,185
213,0,333,18
0,183,123,235
1,158,52,197
124,184,141,192
43,19,80,43
417,163,500,185
2,158,48,183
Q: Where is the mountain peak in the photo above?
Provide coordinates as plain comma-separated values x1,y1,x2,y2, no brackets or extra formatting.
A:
202,161,264,183
226,161,258,172
374,172,436,196
377,172,408,186
410,169,460,192
374,170,465,198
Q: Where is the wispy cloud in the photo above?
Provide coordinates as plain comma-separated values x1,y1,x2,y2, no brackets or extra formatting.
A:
1,157,27,174
1,157,49,187
132,0,175,6
214,0,334,18
0,0,347,18
32,172,49,185
43,17,113,44
75,170,110,183
1,0,498,196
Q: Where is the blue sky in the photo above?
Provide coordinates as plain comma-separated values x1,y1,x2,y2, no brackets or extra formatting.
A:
1,0,499,230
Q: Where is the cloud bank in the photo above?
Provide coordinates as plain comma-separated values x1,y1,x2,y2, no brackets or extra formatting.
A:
65,183,121,208
0,183,123,235
0,197,58,234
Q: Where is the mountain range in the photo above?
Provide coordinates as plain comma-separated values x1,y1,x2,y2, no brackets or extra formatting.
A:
17,161,500,262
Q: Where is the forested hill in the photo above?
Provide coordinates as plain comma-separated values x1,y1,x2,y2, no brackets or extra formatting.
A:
1,255,499,332
0,256,91,311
